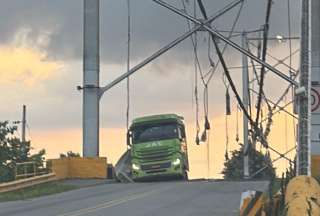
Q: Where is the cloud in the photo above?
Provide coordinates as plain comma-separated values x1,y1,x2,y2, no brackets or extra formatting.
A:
0,0,301,64
0,28,61,86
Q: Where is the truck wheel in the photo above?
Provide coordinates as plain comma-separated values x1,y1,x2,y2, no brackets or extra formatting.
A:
182,171,188,181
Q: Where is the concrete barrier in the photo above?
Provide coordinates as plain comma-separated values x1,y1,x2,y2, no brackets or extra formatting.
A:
0,173,57,193
48,157,107,180
285,175,320,215
49,158,69,179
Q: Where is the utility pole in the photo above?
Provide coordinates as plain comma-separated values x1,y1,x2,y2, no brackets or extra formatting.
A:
297,0,311,176
242,32,250,178
21,105,26,143
83,0,100,157
310,0,320,173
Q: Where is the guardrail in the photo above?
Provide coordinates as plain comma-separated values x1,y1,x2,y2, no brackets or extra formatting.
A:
0,173,57,193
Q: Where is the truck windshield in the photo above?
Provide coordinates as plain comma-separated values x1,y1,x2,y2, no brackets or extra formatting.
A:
132,123,179,144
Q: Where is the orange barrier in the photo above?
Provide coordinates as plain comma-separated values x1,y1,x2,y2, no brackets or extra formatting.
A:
48,157,107,179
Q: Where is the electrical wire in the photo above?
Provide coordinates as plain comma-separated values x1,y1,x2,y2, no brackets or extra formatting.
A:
248,41,299,74
126,0,131,134
196,0,245,140
287,0,297,153
225,114,229,161
206,0,245,84
181,0,208,144
254,0,273,132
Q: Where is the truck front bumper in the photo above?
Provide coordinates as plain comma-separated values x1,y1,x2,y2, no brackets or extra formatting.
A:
132,161,184,181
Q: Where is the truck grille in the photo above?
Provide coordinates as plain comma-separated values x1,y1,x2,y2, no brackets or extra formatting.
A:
141,162,171,171
136,147,173,163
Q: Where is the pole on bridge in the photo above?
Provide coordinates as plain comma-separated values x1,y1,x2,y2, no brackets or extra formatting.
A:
21,105,26,143
242,32,250,179
297,0,311,176
310,0,320,176
83,0,100,157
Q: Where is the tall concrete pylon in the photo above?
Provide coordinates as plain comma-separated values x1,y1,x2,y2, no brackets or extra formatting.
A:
83,0,100,157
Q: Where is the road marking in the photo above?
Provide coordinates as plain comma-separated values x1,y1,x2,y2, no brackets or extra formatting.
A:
57,185,173,216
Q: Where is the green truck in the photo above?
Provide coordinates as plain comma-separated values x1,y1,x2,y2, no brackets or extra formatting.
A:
127,114,189,181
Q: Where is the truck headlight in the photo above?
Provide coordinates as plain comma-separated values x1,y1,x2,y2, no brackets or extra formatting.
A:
132,163,140,170
172,158,181,166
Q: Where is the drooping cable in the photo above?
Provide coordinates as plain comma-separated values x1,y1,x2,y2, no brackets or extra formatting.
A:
236,105,240,143
224,75,231,160
126,0,131,134
254,0,273,132
196,0,253,125
195,0,293,163
287,0,297,152
195,0,244,144
189,0,201,145
206,0,245,84
181,0,208,144
225,114,229,161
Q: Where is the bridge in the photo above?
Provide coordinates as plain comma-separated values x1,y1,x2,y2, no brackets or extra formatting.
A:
0,180,268,216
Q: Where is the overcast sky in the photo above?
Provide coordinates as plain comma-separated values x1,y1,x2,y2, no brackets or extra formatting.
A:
0,0,301,128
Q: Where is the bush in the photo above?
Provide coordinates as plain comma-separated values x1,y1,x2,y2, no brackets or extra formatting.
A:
59,151,80,158
222,146,276,180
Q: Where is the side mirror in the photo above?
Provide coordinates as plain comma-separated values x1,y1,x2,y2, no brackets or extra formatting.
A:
127,131,132,146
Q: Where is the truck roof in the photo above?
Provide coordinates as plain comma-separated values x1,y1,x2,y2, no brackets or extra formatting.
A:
131,114,184,126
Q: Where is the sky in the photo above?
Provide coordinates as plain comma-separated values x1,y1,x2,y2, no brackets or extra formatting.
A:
0,0,301,179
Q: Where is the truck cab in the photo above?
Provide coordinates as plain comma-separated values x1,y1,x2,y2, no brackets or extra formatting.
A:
127,114,189,181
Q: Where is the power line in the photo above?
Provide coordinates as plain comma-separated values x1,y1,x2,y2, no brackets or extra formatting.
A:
206,0,245,84
126,0,131,134
254,0,273,133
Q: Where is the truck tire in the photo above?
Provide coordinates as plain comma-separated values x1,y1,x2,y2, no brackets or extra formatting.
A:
182,171,188,181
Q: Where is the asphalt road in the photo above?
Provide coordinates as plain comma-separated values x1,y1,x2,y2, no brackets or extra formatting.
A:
0,180,268,216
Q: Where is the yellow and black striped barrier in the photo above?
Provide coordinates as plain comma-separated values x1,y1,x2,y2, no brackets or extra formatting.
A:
240,190,265,216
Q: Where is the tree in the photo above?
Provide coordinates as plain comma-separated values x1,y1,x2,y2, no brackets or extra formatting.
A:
60,151,80,158
0,121,46,183
222,146,276,180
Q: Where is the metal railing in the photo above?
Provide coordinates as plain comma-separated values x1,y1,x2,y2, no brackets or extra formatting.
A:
14,162,49,180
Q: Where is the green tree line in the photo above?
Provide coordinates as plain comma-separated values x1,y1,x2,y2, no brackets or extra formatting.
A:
0,121,45,183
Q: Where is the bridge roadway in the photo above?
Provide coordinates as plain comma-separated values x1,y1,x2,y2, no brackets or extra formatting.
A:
0,180,268,216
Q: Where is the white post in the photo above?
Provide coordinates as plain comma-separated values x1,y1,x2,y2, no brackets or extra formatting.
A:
242,32,250,178
83,0,100,157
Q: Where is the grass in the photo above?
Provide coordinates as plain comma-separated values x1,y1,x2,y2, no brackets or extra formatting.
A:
0,182,79,202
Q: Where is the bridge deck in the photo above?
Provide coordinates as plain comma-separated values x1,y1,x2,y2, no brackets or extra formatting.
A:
0,181,269,216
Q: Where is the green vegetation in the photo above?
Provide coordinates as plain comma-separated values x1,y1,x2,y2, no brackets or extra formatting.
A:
0,182,78,202
60,151,80,158
222,147,276,180
0,121,46,183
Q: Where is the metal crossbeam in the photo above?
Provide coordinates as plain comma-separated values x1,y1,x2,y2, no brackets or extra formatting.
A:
99,0,244,95
152,0,298,87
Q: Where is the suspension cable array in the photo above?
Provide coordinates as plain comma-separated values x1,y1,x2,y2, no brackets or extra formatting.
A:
117,0,300,178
